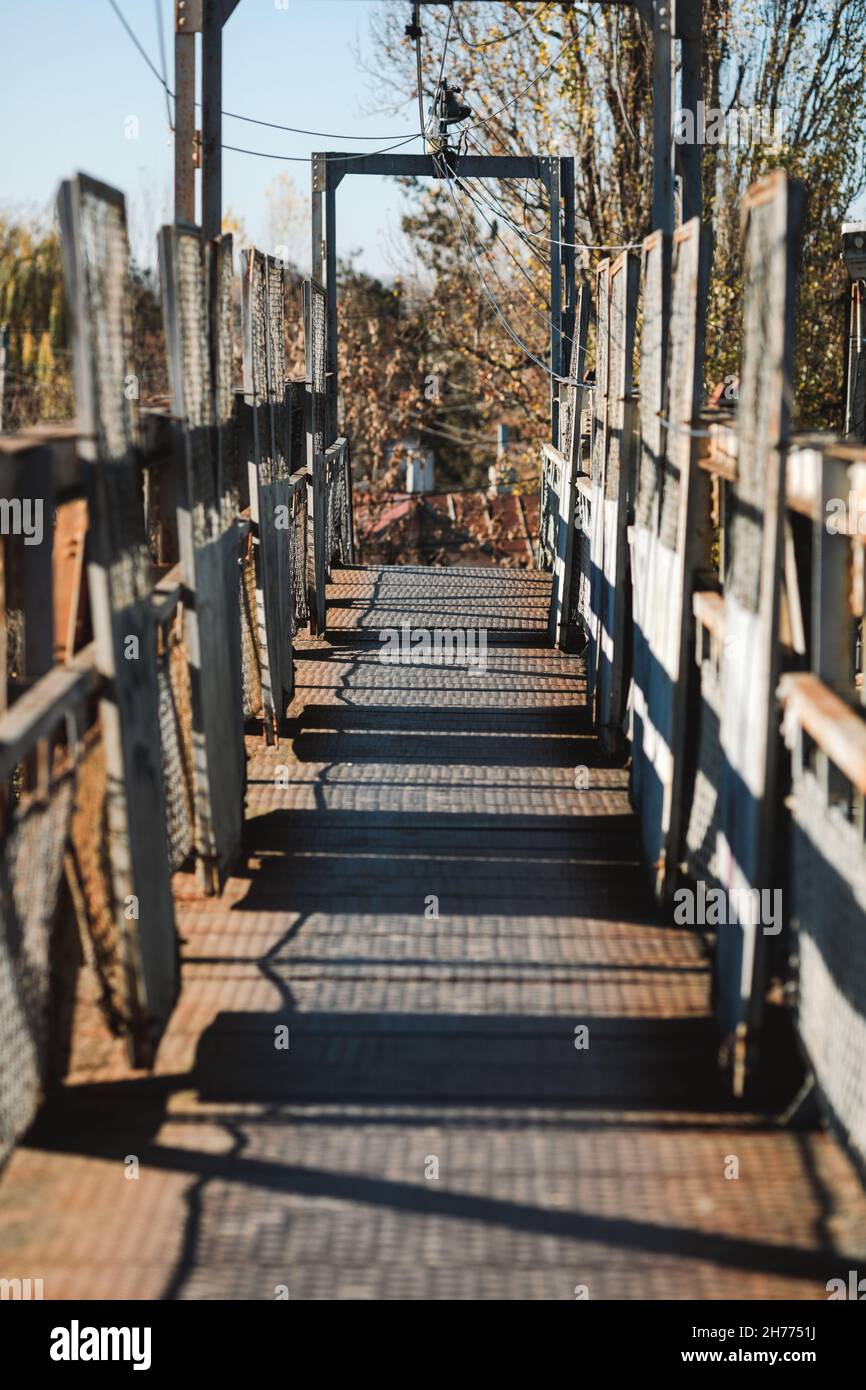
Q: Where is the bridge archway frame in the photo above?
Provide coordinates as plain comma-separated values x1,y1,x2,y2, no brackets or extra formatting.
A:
311,151,576,450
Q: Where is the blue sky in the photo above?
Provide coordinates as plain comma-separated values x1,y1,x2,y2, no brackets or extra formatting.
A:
0,0,421,278
4,2,863,279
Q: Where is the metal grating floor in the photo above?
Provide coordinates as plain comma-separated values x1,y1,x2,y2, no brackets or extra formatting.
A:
1,566,865,1300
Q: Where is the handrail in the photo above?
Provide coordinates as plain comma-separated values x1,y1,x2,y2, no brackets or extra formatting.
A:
0,412,180,499
697,419,865,527
151,564,184,624
779,671,866,796
541,439,566,469
0,643,100,781
692,590,725,639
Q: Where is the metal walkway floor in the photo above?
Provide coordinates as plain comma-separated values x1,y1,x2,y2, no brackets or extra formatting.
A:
1,565,866,1299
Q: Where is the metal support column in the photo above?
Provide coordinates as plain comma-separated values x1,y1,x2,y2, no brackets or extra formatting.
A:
560,157,576,367
174,0,199,223
311,157,324,283
202,0,222,240
325,164,339,447
548,157,562,445
676,0,703,225
652,0,674,236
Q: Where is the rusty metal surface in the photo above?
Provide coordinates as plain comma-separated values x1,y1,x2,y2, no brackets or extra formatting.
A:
1,565,865,1299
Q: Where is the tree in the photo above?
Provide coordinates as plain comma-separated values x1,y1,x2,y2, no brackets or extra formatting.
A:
0,214,72,428
365,0,866,431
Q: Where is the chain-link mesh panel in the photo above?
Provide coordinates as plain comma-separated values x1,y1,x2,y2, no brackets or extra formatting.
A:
173,230,218,549
290,483,309,632
266,258,289,483
76,185,151,610
156,618,195,872
240,533,263,719
215,236,242,526
248,252,274,484
536,451,559,573
659,231,698,554
637,239,665,531
591,266,610,489
684,652,723,886
727,194,776,614
0,768,74,1167
605,262,629,504
568,490,593,632
324,441,352,573
791,768,866,1170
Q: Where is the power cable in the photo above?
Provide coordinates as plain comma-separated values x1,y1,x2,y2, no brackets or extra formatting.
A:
433,150,570,385
454,180,558,333
464,130,638,253
432,6,454,119
108,0,420,144
413,4,427,139
153,0,173,131
451,2,539,51
223,135,421,164
457,166,551,270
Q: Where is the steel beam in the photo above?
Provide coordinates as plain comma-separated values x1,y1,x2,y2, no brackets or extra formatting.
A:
326,153,552,189
549,158,562,446
651,0,674,236
202,0,222,240
676,0,703,225
325,167,338,446
174,3,198,224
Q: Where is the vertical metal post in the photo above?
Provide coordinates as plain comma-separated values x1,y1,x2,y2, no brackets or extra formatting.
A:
846,281,866,441
652,0,674,236
311,155,324,282
174,1,198,223
560,157,576,367
677,0,703,225
548,158,562,445
325,165,339,446
202,0,222,240
814,452,854,693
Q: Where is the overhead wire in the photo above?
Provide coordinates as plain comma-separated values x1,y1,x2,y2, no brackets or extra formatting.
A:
222,135,421,164
432,6,454,118
153,0,173,131
413,3,427,139
108,0,422,147
421,10,577,385
464,131,638,253
434,147,570,385
453,179,558,334
451,2,539,51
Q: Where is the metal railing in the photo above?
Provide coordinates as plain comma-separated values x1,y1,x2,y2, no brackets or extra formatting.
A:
538,169,866,1180
0,172,354,1169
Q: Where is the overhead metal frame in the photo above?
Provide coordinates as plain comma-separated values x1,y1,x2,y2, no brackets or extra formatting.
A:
176,0,702,263
314,151,576,448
